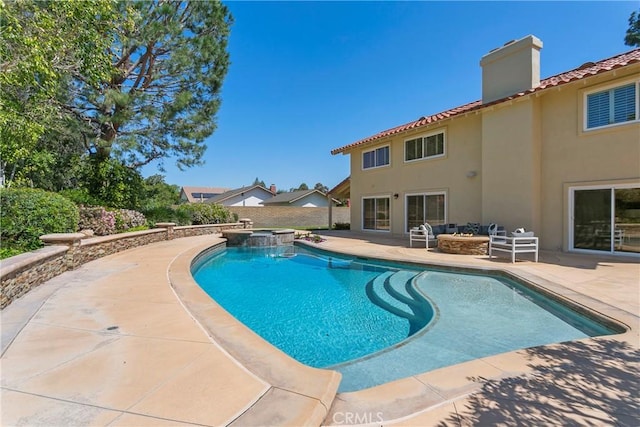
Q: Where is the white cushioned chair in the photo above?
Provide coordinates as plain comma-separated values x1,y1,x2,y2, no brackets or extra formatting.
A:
409,223,437,250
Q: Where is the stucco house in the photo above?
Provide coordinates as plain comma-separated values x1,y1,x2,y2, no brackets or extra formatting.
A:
179,186,230,203
205,185,275,207
261,189,337,208
331,35,639,255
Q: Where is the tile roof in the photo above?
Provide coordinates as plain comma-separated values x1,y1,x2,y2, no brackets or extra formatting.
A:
332,48,640,155
180,186,231,203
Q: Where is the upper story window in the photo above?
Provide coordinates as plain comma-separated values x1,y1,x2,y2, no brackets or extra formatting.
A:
405,131,445,162
362,145,390,169
586,81,639,130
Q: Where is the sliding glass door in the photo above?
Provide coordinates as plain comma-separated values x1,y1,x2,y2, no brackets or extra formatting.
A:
572,185,640,254
363,197,390,231
615,188,640,254
406,193,446,232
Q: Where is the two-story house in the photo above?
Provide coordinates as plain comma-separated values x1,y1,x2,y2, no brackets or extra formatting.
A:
331,35,639,255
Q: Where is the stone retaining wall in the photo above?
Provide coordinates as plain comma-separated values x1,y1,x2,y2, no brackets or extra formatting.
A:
73,229,168,267
173,224,231,238
0,246,68,309
0,222,246,309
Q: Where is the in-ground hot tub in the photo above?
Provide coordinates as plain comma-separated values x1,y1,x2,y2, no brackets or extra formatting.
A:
222,229,295,247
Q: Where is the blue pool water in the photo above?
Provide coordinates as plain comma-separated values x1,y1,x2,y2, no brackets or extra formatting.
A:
192,245,617,391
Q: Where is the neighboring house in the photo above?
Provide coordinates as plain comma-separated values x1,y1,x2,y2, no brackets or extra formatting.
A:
180,186,230,203
331,35,639,255
261,189,337,208
205,185,275,207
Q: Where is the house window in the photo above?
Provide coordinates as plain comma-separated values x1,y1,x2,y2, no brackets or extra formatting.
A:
362,146,390,169
363,197,390,231
586,82,638,130
405,131,445,162
406,193,446,231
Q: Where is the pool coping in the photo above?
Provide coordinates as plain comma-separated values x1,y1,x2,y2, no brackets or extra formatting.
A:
170,237,639,425
168,241,342,426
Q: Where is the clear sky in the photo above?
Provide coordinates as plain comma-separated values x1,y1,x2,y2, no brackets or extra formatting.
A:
142,1,637,192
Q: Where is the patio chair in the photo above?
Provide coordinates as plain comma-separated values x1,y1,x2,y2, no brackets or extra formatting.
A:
614,228,624,250
489,228,538,262
410,223,437,250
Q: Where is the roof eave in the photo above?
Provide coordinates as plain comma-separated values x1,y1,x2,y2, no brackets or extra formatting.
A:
331,49,640,155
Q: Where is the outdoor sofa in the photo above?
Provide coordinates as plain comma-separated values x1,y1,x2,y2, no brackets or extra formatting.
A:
409,222,505,250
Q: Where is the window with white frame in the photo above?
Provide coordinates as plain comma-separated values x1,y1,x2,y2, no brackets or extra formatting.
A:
405,131,445,162
406,193,446,231
363,197,390,231
362,146,389,169
586,81,639,130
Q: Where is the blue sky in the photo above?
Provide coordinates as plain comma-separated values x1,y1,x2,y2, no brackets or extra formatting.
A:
142,1,637,191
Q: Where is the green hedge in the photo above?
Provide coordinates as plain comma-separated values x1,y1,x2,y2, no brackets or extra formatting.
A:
176,203,237,225
0,188,79,253
142,206,191,227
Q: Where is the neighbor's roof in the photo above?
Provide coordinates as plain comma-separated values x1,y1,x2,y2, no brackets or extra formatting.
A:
206,185,274,203
331,48,640,155
261,189,327,205
180,186,230,202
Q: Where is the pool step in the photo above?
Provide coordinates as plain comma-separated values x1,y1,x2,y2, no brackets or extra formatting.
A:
366,272,421,323
384,270,422,309
366,271,435,334
386,271,434,334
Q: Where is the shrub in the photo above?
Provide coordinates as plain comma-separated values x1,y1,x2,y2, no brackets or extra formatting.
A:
73,157,144,209
0,247,26,260
176,203,236,225
78,206,116,235
142,206,191,227
333,222,350,230
78,206,147,235
0,188,79,252
59,188,102,206
296,233,326,243
113,209,146,232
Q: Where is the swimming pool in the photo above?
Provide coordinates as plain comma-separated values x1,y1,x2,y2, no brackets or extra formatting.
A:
192,245,617,392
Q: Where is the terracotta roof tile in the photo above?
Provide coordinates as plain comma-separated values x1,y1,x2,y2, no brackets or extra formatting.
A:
332,48,640,155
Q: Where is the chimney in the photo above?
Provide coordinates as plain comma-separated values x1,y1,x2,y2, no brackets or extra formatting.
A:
480,35,543,104
269,184,276,194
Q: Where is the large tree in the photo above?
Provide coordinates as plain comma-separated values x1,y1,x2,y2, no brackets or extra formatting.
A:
0,0,117,186
314,182,329,193
625,9,640,47
142,174,181,210
66,0,233,170
253,177,266,187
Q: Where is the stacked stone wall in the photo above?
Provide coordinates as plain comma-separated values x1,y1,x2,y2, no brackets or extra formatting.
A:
73,230,167,266
0,247,68,308
173,223,244,238
0,222,243,309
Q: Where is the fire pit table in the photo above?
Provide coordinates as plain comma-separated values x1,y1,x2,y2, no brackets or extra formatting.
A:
437,234,490,255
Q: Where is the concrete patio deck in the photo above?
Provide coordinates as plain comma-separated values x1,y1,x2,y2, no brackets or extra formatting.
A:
1,231,639,426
